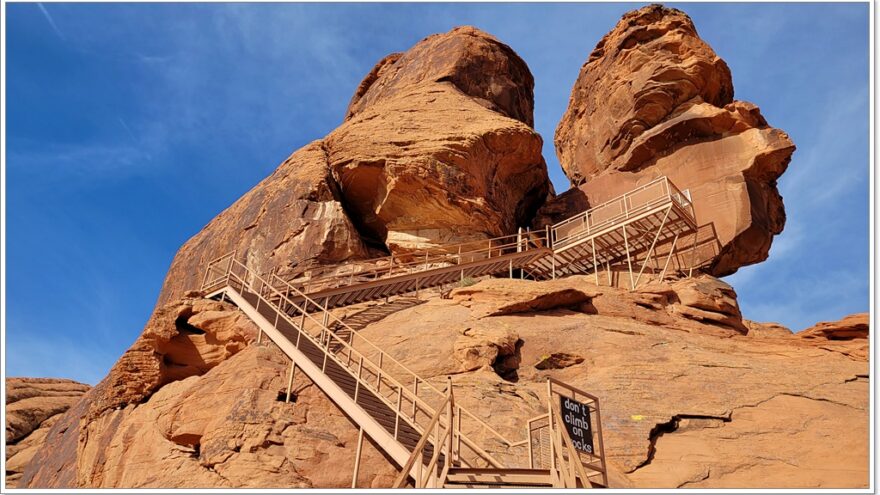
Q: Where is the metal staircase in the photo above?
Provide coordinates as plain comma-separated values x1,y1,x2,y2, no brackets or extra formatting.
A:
524,176,698,287
197,176,697,488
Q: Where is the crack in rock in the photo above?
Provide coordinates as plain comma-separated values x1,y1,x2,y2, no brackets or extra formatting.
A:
629,413,732,473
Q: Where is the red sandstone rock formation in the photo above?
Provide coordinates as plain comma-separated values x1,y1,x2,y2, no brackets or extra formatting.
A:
548,4,795,276
799,312,869,340
9,14,864,492
327,26,550,252
157,26,550,305
5,378,89,487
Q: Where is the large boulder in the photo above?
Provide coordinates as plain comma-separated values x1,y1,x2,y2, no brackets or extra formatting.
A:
549,5,795,276
327,26,551,252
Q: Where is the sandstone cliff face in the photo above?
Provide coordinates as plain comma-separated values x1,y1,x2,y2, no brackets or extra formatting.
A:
156,26,550,305
157,143,372,306
549,5,795,276
18,278,868,489
5,378,89,487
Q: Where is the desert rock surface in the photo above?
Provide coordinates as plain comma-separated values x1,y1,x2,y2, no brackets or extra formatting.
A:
5,378,90,487
17,277,868,488
550,5,795,276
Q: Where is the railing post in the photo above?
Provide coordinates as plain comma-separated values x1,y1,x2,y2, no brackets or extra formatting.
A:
622,225,635,290
412,378,419,421
593,397,609,488
591,238,599,286
527,418,534,469
446,377,454,471
285,361,296,403
354,357,363,402
351,427,364,488
394,385,403,439
547,378,557,485
455,406,462,465
376,353,384,391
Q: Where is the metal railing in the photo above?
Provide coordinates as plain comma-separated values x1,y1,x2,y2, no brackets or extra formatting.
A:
550,176,694,250
527,378,608,487
277,230,550,294
202,255,528,470
393,382,456,488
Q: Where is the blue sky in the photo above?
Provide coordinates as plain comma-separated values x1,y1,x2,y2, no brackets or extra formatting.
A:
5,3,870,384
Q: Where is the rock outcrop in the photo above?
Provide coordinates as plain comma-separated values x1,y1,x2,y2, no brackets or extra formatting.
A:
6,378,90,487
799,312,869,340
157,26,550,305
344,278,869,488
549,4,795,276
157,142,372,306
798,312,869,361
327,26,550,252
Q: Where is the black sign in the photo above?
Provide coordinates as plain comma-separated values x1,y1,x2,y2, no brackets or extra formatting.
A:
560,396,594,454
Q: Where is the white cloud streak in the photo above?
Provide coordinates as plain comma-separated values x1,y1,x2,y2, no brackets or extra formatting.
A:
37,3,66,41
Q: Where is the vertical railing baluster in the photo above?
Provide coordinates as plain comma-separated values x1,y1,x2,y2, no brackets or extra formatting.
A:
354,357,363,402
394,385,403,439
412,378,419,421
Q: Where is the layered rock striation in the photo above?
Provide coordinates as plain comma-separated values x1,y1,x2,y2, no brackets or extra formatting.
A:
5,378,90,487
549,4,795,276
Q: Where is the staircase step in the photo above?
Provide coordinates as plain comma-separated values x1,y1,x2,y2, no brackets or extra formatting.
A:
444,468,553,487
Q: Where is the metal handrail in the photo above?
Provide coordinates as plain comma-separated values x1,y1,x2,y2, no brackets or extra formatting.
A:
264,270,523,452
219,262,494,469
283,230,549,293
550,176,694,250
393,393,453,488
209,256,519,468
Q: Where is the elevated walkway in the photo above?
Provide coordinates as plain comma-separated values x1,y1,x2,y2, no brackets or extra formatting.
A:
202,177,697,314
527,177,698,288
197,176,697,488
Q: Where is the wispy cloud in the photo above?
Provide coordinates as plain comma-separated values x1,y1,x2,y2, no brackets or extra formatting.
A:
37,3,66,41
8,141,151,188
118,117,137,143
